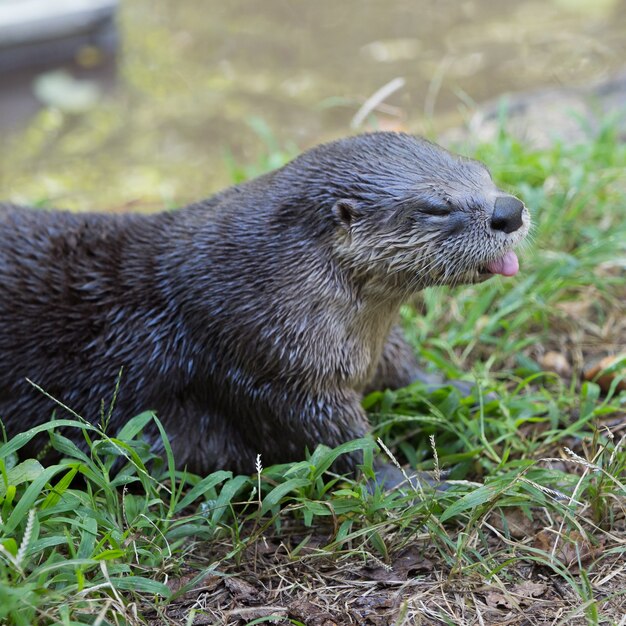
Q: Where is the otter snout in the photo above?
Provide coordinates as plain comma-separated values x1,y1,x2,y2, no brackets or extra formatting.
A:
491,196,525,234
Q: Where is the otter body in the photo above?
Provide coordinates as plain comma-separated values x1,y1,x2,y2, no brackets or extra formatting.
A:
0,133,529,474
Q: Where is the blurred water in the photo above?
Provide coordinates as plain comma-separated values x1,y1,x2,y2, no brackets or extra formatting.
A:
1,0,625,209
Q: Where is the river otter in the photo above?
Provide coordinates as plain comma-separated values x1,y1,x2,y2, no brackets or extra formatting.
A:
0,132,529,477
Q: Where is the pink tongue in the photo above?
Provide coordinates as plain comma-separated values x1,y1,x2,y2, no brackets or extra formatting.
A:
485,250,519,277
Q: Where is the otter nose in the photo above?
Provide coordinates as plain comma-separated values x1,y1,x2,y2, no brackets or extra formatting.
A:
490,196,524,234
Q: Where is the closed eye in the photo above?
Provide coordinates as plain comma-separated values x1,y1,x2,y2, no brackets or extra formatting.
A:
389,198,453,228
417,201,452,216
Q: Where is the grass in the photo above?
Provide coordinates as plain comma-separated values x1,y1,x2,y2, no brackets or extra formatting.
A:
1,117,625,625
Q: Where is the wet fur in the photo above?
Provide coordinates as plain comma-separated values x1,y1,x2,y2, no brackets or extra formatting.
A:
0,132,529,475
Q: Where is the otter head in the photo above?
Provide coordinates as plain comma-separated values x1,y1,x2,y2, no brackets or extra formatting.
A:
316,132,530,295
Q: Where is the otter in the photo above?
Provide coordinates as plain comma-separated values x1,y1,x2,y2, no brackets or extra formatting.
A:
0,132,529,478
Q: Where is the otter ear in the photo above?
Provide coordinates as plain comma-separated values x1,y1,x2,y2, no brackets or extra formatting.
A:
332,199,361,229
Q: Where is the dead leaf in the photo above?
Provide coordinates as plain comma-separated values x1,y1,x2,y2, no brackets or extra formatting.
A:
533,530,604,571
489,507,535,539
289,599,336,626
353,594,395,610
363,564,403,583
224,577,262,603
364,545,434,582
540,351,572,377
512,580,547,599
166,572,220,600
484,580,547,611
484,590,514,609
584,354,626,392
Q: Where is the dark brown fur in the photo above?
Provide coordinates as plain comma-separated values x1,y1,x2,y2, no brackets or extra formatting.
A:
0,132,529,475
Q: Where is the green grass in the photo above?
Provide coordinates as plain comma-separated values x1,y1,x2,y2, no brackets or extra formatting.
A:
1,120,625,625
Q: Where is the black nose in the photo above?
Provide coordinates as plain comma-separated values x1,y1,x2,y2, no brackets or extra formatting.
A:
490,196,525,234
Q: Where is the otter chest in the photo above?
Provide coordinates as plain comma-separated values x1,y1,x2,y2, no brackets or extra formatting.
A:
342,314,396,392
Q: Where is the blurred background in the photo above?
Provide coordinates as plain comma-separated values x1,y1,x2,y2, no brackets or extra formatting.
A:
1,0,625,210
